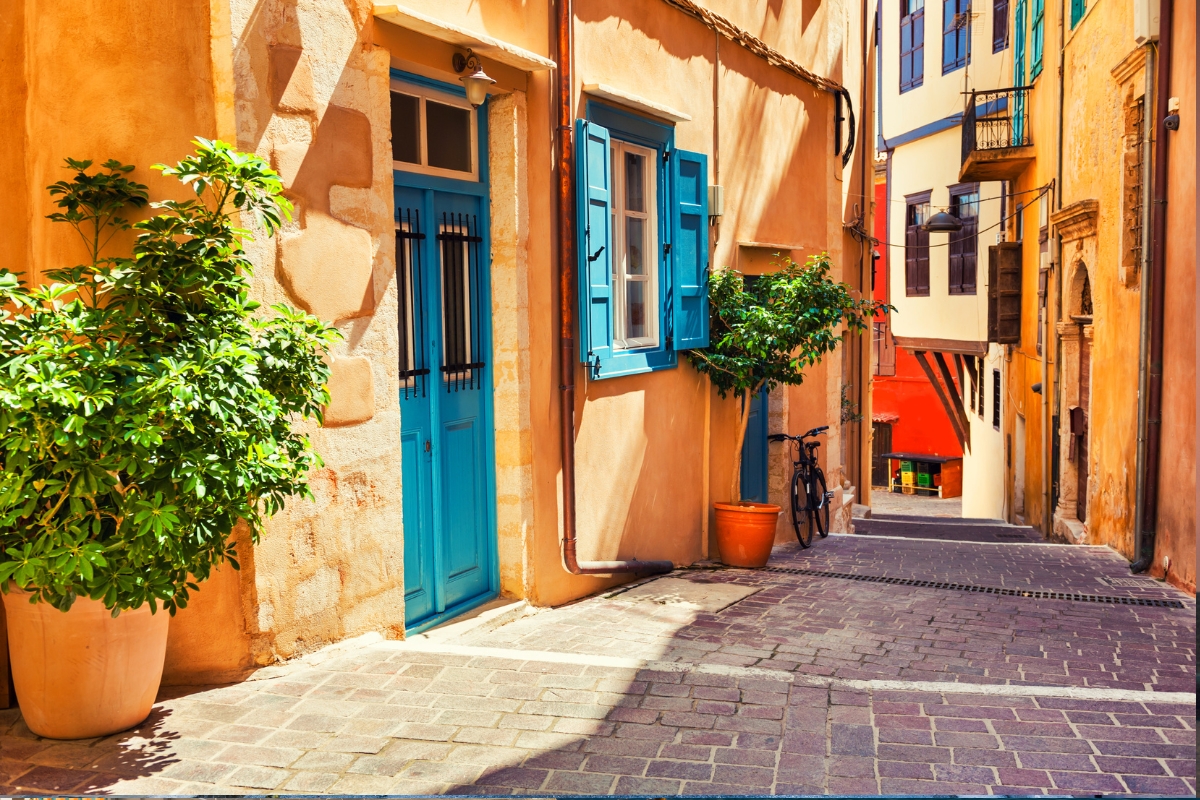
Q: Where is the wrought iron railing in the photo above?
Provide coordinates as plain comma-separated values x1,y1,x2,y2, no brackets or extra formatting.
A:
961,86,1033,164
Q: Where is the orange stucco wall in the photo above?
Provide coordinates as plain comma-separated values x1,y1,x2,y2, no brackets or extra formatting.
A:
1152,0,1196,593
2,0,874,682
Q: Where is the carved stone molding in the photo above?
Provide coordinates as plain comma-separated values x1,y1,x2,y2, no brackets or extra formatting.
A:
1057,321,1082,338
1111,47,1148,86
1050,200,1100,242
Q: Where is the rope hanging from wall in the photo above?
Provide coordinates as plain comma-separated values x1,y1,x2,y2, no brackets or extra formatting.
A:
657,0,846,95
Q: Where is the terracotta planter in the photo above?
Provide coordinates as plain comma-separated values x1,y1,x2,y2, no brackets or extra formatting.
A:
2,586,169,739
713,501,782,567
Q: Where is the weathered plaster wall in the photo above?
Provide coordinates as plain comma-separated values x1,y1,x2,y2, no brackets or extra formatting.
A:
1055,1,1146,556
171,0,408,679
1152,0,1196,594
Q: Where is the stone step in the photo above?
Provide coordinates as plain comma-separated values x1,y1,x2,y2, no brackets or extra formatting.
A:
853,517,1045,543
869,511,1011,525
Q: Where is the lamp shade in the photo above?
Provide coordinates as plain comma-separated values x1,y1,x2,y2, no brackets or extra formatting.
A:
922,210,964,232
461,66,496,107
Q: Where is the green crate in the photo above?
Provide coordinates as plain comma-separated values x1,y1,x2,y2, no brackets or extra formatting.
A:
917,472,932,486
900,460,913,472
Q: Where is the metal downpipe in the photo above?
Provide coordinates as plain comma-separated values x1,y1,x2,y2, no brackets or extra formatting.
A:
1131,0,1174,573
554,0,672,577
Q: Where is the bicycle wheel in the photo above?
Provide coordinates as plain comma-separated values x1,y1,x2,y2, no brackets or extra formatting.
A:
811,468,831,538
790,469,814,548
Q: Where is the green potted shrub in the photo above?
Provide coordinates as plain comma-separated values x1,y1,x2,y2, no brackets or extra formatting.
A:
0,141,339,739
686,253,882,567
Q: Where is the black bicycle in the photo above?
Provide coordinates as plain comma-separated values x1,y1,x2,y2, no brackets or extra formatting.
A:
768,426,833,548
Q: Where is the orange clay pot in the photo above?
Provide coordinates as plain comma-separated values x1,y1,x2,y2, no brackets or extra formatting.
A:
3,585,169,739
713,501,782,567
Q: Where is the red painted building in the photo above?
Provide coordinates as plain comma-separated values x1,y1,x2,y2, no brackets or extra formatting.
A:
870,170,963,488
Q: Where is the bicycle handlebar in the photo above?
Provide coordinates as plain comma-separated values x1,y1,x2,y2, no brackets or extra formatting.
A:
768,425,829,443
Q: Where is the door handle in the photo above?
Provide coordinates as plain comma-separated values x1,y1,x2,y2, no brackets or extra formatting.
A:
424,440,431,453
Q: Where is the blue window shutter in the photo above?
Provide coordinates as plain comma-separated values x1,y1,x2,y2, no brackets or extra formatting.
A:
575,118,614,368
671,148,710,350
672,149,705,350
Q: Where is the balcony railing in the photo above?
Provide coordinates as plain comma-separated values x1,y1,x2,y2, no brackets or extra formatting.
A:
961,87,1033,165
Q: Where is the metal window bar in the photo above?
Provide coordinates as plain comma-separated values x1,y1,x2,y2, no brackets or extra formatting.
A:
396,208,429,399
1130,97,1145,267
437,213,485,392
961,86,1032,166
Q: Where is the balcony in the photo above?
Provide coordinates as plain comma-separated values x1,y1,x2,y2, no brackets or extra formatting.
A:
959,87,1036,182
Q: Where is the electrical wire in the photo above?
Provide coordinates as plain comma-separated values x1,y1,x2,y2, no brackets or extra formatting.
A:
841,182,1048,210
849,183,1051,250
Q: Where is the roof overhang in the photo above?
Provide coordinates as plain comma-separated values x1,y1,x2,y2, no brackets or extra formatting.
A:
893,336,988,357
373,4,556,73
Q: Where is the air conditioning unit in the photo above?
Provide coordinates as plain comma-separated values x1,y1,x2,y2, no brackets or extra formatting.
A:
1135,0,1160,44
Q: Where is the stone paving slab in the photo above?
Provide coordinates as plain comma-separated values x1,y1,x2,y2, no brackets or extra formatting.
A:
0,535,1193,797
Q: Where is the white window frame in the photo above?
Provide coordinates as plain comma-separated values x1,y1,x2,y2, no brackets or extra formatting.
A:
609,139,660,350
390,80,479,182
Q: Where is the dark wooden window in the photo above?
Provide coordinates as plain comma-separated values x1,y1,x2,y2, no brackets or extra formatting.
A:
992,368,1001,429
900,0,926,92
943,0,971,73
948,184,979,294
993,0,1009,51
988,242,1022,343
905,193,931,296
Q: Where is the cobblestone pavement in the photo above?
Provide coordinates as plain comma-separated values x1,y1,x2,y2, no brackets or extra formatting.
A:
0,534,1193,796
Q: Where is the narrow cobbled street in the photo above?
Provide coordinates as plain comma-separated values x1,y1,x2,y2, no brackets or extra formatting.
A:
1,529,1194,797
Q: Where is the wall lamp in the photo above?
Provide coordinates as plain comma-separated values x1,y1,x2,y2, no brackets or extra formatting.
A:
452,50,496,108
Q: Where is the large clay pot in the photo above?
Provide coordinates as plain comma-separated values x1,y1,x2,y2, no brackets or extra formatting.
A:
3,586,169,739
713,501,782,567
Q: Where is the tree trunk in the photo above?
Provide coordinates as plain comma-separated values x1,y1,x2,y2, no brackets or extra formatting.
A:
729,382,762,502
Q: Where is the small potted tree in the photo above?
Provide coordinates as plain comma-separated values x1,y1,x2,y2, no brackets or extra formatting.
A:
0,141,339,739
687,254,882,567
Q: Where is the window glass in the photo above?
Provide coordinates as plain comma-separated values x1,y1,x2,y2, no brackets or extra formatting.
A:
391,92,420,164
608,140,658,349
426,101,472,173
942,0,970,73
900,0,926,91
625,152,645,212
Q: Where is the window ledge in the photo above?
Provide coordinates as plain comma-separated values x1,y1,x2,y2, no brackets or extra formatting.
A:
582,84,692,123
374,4,556,72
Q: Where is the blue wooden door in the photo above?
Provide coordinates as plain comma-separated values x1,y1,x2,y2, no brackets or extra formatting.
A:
740,388,769,503
396,183,497,632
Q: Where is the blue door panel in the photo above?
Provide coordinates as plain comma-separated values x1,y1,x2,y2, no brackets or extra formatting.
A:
401,429,433,625
396,169,498,632
740,389,769,503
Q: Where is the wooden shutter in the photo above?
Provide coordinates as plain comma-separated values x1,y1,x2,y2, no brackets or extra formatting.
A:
987,246,999,341
671,148,710,350
962,215,978,292
916,225,930,294
575,119,614,366
905,223,919,294
948,227,964,292
987,241,1022,343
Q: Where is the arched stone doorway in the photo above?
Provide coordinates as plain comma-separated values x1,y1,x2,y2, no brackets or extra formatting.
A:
1050,201,1098,543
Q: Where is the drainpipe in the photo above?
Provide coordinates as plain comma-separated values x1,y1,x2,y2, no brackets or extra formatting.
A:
1132,45,1156,571
554,0,673,577
1132,0,1174,573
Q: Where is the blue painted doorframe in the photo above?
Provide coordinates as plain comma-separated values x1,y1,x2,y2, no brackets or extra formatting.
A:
740,388,769,503
394,78,498,635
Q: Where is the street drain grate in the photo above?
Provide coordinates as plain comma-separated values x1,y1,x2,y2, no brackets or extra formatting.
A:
755,566,1186,608
1100,576,1164,587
